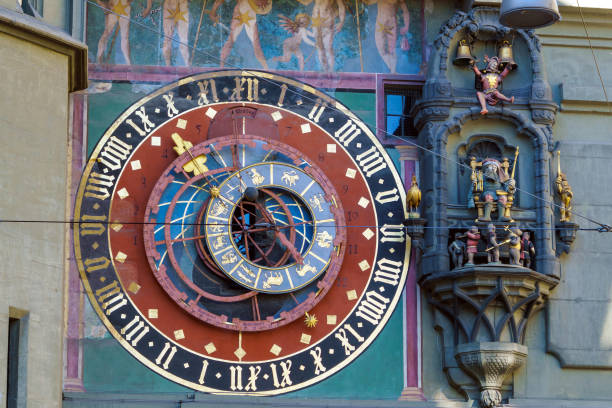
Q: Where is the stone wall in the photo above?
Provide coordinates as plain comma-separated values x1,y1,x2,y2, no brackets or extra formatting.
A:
0,7,86,408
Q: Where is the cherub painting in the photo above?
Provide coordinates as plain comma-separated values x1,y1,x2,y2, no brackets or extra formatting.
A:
271,13,315,71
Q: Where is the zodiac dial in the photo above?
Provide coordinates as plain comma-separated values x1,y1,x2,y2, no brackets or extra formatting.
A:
74,70,409,394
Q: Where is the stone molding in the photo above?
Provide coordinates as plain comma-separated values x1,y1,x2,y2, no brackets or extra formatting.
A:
0,7,88,92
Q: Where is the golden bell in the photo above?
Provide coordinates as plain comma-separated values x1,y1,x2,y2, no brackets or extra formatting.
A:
454,39,474,66
498,40,518,70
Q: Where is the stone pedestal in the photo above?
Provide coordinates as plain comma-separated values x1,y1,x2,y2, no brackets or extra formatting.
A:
456,342,528,408
420,265,559,407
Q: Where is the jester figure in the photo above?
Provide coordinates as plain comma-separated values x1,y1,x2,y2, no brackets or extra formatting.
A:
471,56,514,115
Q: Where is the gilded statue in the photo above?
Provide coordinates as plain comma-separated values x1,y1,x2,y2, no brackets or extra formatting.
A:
555,151,573,222
467,149,518,222
406,175,422,217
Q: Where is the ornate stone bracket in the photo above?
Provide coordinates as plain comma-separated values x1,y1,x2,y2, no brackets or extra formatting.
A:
555,221,579,255
420,265,559,407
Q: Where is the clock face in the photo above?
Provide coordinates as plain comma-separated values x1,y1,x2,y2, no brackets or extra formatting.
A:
74,70,409,394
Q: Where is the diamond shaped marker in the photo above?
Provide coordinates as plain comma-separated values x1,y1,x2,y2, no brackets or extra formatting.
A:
358,197,370,208
205,342,216,354
234,347,246,360
362,228,374,240
176,119,187,129
346,290,358,301
117,188,129,200
115,251,128,264
270,344,282,356
358,260,370,271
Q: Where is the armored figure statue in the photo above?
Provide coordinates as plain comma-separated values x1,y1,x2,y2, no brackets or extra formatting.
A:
465,225,480,265
521,231,535,268
486,223,500,264
469,158,516,222
471,56,515,115
507,227,522,266
448,232,466,269
555,151,573,222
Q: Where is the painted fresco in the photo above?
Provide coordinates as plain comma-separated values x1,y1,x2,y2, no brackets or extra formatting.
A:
87,0,423,73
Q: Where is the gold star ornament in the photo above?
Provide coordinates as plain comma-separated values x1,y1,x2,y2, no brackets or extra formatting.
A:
304,312,318,328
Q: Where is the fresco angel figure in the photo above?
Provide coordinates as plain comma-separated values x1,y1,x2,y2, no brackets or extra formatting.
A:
209,0,272,69
95,0,152,64
297,0,345,72
364,0,410,73
161,0,190,65
271,13,315,71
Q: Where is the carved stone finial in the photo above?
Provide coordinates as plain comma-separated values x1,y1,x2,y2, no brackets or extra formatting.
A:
455,342,528,408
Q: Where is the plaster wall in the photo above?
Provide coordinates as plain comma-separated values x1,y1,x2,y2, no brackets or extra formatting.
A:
0,0,68,30
0,31,69,408
505,6,612,399
540,2,612,363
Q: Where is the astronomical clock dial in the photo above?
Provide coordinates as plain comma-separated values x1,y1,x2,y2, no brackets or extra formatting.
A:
74,70,409,394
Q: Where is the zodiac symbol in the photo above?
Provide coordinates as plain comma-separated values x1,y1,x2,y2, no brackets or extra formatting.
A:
250,168,265,186
211,201,227,216
240,264,256,278
209,223,223,233
213,236,226,250
309,193,324,212
221,252,237,264
262,272,284,289
281,170,299,187
237,270,253,284
296,262,317,277
315,231,333,248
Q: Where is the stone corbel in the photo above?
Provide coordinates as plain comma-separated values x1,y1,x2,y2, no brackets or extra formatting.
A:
420,265,559,407
555,222,579,256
